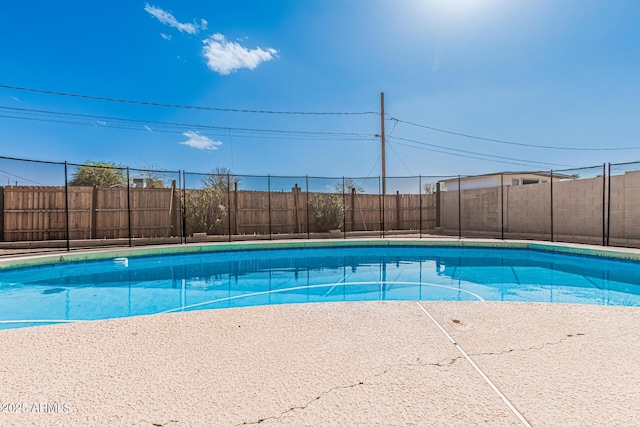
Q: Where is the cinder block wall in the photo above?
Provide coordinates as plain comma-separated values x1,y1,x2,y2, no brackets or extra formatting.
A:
623,171,640,239
553,178,605,238
440,190,460,230
505,183,551,234
608,174,625,239
461,187,501,232
439,175,614,240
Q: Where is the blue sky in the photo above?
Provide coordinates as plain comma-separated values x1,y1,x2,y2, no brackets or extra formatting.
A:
1,0,640,185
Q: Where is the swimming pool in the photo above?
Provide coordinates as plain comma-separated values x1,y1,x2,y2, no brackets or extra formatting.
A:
1,244,640,329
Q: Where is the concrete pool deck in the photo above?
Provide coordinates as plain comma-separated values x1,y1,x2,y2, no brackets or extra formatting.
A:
1,238,640,426
1,302,639,426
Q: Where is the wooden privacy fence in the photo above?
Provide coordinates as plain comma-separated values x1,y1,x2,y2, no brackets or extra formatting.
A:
186,187,437,236
0,185,437,241
1,185,181,241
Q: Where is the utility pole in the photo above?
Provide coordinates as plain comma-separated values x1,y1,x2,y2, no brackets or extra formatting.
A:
380,92,386,195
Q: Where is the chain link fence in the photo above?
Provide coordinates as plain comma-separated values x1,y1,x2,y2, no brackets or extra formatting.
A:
2,155,640,256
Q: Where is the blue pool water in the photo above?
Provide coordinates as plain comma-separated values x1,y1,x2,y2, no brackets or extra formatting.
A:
1,246,640,329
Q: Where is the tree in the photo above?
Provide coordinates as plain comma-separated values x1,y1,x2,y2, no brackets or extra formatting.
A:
334,178,365,194
423,183,437,195
309,179,355,232
69,161,127,187
201,167,241,191
184,187,227,235
140,169,168,189
309,193,344,232
144,176,166,189
185,167,238,235
308,179,369,233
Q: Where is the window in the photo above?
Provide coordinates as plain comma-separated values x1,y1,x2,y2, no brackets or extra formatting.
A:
522,179,540,185
512,179,520,186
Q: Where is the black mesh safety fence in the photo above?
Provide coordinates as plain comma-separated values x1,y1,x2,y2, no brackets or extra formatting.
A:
65,162,130,250
344,176,381,238
420,176,456,237
183,172,233,243
229,175,270,240
307,176,350,238
268,176,307,239
458,172,503,240
498,170,552,242
0,156,67,255
127,167,182,246
608,161,640,248
437,175,463,238
550,164,606,245
384,177,421,237
4,154,640,254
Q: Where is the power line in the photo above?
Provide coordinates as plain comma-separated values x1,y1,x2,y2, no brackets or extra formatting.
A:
0,84,377,116
387,142,414,175
353,153,382,191
0,106,375,139
392,140,568,170
389,136,575,168
392,140,547,170
365,153,382,178
0,168,46,185
228,128,235,172
389,117,640,151
0,113,376,142
3,84,615,166
1,107,571,168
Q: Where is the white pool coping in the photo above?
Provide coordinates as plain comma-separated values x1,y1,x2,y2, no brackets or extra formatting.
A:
3,237,640,270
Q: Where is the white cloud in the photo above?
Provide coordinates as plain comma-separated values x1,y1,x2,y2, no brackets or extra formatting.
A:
144,125,152,132
202,33,278,75
144,3,205,34
160,33,172,41
200,19,208,30
97,120,107,126
11,96,19,102
179,131,222,150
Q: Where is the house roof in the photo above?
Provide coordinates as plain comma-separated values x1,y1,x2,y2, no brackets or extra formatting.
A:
438,171,575,184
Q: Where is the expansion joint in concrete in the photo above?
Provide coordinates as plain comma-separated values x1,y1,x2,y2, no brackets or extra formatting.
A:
415,302,533,427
